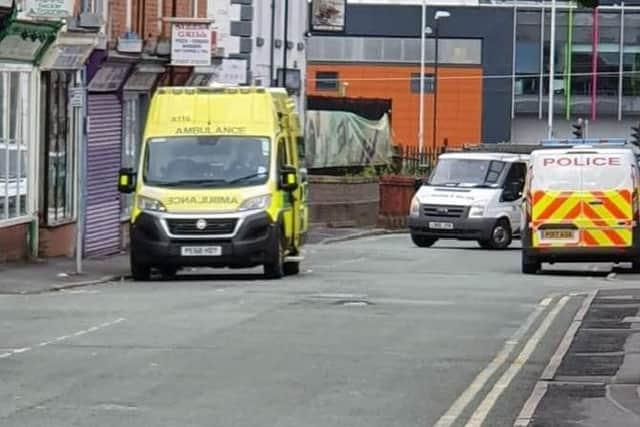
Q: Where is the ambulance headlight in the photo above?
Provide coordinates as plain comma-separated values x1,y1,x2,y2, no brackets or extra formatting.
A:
410,195,421,216
468,201,487,218
138,196,166,212
238,194,272,212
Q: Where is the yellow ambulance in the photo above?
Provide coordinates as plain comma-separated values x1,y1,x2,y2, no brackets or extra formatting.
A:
118,87,307,280
522,142,639,274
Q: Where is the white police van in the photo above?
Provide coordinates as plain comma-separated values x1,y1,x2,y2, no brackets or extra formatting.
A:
408,151,529,249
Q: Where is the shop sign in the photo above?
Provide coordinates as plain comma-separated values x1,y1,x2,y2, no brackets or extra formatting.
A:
0,34,42,62
69,87,84,107
25,0,74,18
171,23,212,67
311,0,346,32
192,58,247,86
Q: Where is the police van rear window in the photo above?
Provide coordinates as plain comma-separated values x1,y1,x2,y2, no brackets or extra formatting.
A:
532,153,629,191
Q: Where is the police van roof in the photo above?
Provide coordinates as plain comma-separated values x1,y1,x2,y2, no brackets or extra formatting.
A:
439,152,529,162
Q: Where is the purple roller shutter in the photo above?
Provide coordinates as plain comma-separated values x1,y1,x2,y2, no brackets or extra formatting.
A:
84,94,122,257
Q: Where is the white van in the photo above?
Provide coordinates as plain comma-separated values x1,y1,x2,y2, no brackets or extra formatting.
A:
408,152,529,249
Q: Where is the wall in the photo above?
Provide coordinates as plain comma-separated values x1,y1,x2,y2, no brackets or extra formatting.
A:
0,224,29,263
252,0,308,117
109,0,206,44
307,63,482,148
313,3,514,144
378,175,417,229
308,176,379,228
39,223,76,258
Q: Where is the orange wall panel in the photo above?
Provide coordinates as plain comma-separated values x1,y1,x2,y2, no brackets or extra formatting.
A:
307,64,483,149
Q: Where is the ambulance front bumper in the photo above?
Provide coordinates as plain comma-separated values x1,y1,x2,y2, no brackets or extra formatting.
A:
129,211,277,268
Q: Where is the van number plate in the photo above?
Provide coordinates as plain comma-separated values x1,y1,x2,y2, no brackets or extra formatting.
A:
541,230,575,240
429,222,454,230
181,246,222,256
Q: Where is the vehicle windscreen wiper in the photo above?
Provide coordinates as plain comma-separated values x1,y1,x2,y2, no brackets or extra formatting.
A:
227,172,268,184
154,178,228,187
430,182,461,187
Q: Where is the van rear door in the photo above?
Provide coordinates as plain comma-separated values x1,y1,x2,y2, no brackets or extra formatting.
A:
530,150,633,248
577,151,633,248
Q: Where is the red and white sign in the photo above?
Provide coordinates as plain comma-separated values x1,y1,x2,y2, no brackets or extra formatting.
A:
171,23,212,67
543,156,622,167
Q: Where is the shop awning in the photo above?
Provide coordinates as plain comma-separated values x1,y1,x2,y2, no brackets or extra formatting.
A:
88,62,132,93
39,33,97,70
124,64,165,92
0,9,62,64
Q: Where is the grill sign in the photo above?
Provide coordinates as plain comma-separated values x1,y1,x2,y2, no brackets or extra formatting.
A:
543,157,621,167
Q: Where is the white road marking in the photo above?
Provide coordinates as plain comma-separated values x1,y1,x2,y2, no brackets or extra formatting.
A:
465,296,570,427
434,297,552,427
0,318,126,360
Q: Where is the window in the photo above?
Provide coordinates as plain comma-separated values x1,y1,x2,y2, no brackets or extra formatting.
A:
623,12,640,100
121,94,149,218
0,70,30,221
410,73,435,93
315,71,339,91
43,71,76,225
504,162,527,191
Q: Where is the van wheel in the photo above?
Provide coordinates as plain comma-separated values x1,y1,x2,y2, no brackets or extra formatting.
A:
522,254,541,274
488,219,512,249
478,240,493,249
411,234,438,248
131,254,151,281
264,227,285,279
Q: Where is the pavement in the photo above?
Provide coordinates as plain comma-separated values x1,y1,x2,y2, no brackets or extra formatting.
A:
0,226,398,294
1,235,639,426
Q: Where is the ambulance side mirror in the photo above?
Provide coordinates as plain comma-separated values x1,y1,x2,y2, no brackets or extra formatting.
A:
118,168,137,194
280,165,299,192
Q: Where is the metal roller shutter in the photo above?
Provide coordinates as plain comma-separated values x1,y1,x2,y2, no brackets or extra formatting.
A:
85,94,122,257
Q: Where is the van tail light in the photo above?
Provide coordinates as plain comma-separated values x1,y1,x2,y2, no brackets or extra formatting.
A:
525,167,533,224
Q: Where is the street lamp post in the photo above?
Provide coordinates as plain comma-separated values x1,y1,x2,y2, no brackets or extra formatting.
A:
432,10,450,159
418,0,427,152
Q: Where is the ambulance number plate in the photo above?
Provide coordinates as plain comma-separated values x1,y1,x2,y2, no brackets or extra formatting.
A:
181,246,222,256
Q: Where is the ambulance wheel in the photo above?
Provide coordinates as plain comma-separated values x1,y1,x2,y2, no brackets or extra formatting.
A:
131,253,151,281
284,261,300,276
160,267,178,280
411,234,438,248
522,254,541,274
630,260,640,274
264,227,285,279
488,219,512,250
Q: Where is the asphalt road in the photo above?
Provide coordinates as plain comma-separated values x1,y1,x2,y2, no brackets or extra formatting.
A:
0,236,636,427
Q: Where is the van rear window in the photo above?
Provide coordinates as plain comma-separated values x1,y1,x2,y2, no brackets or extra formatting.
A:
532,153,629,191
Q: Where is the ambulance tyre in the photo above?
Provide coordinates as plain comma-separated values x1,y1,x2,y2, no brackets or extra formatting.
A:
488,219,512,250
264,225,285,279
284,261,300,276
411,234,438,248
131,253,151,281
522,254,541,274
630,260,640,274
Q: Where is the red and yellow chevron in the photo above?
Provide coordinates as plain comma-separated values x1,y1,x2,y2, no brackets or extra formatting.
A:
531,189,633,248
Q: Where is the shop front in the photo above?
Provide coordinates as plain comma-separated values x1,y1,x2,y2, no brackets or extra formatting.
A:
37,32,96,257
84,60,132,257
0,7,60,262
